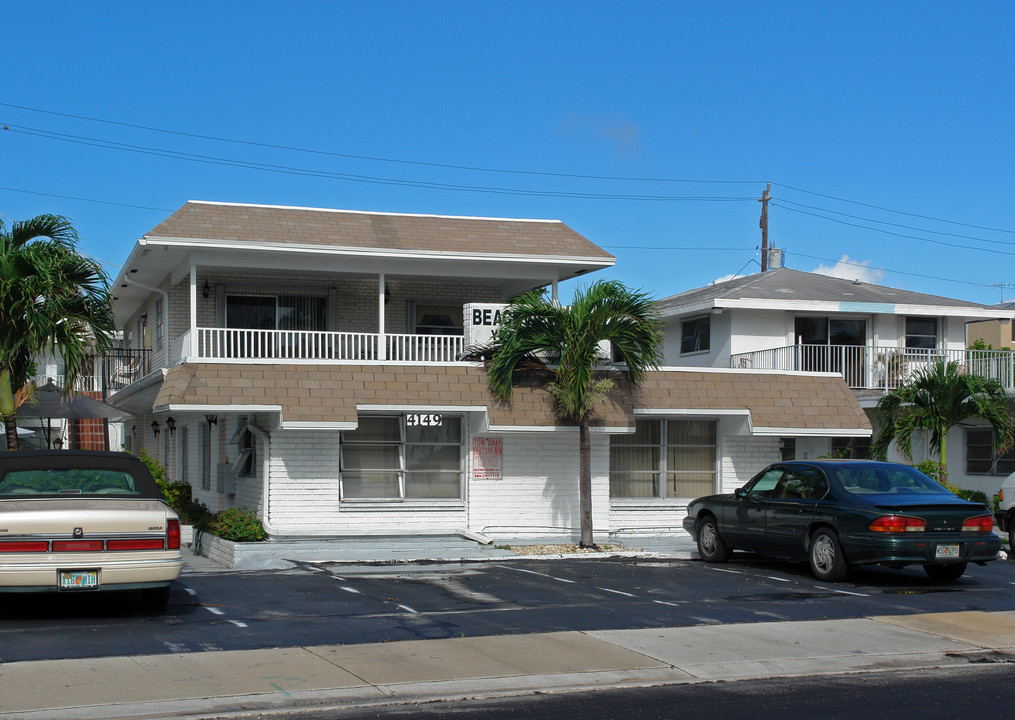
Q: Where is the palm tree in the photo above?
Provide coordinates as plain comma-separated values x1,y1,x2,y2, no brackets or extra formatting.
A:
0,214,115,450
871,360,1013,482
482,280,663,547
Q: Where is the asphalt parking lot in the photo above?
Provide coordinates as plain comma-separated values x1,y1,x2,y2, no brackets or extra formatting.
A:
2,554,1015,664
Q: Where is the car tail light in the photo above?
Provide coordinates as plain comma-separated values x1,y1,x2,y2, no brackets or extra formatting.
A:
869,515,926,532
962,515,994,532
0,541,49,552
52,540,104,552
167,519,181,550
108,539,166,551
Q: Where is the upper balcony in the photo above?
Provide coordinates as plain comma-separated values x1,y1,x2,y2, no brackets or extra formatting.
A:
730,344,1015,393
174,327,466,364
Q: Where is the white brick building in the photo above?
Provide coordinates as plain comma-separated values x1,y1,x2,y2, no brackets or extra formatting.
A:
106,202,869,544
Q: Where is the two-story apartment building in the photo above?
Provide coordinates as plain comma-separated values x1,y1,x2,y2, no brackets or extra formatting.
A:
655,268,1015,496
105,202,869,544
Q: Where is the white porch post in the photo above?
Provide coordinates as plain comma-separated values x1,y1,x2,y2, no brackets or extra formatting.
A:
378,273,386,361
190,265,198,358
551,278,559,304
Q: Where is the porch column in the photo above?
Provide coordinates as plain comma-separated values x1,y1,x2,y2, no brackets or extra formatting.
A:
378,273,386,360
190,265,198,357
551,278,559,304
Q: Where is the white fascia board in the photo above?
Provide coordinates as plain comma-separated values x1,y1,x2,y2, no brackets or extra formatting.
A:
633,408,752,417
752,427,872,437
153,403,284,415
355,405,490,414
655,365,844,380
146,235,614,269
282,421,357,431
190,200,566,225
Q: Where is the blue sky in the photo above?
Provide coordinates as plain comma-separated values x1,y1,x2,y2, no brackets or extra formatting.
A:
3,2,1014,305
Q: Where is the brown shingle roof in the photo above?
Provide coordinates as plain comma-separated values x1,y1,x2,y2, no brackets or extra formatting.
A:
146,202,614,260
154,364,870,434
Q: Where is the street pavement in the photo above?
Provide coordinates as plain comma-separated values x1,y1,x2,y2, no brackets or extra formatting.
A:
2,547,1015,719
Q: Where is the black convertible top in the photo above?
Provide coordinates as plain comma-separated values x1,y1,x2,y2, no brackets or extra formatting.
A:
0,450,162,498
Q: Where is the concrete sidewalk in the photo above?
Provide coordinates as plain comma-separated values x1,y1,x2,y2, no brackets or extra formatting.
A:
2,610,1015,719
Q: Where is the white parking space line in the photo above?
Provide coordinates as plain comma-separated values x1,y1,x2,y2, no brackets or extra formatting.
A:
228,619,248,628
826,587,869,597
764,575,791,582
339,586,362,594
597,587,636,597
494,564,576,583
653,600,684,607
204,606,225,615
397,604,418,614
708,567,745,575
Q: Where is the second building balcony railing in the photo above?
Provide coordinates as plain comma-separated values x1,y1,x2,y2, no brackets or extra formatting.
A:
730,344,1015,391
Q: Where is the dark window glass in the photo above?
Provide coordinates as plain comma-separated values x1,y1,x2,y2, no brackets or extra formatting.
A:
680,317,710,354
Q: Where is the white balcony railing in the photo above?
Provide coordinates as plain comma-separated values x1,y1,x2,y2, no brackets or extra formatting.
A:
730,344,1015,391
191,328,465,363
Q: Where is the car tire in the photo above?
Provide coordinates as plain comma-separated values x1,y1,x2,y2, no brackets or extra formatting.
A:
1008,517,1015,557
809,528,848,582
696,515,731,563
141,586,171,607
923,562,967,583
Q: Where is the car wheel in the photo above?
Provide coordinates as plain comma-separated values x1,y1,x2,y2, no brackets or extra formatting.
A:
141,586,171,607
809,528,848,582
1008,518,1015,557
923,562,967,583
696,515,731,563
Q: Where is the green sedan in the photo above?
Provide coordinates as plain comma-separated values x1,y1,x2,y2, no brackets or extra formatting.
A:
683,460,1000,582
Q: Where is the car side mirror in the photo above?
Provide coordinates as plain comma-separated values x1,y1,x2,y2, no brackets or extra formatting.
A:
735,487,747,500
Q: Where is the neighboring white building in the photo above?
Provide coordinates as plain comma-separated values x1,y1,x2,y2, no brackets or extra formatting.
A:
656,268,1015,496
103,202,869,544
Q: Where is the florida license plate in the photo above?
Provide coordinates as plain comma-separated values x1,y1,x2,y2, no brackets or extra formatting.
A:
935,544,960,559
59,570,98,590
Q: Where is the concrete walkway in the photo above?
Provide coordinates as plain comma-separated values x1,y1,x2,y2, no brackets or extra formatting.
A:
2,610,1015,719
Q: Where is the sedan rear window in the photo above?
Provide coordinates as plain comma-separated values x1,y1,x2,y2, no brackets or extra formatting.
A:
831,465,951,496
0,469,143,496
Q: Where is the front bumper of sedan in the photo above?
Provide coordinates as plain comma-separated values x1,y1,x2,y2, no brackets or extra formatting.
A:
839,532,1001,566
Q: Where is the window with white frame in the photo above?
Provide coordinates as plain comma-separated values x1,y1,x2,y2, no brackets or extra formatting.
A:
680,316,710,354
340,415,464,500
610,419,717,499
905,317,938,350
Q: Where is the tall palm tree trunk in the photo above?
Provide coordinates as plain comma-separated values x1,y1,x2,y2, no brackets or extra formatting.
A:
578,420,594,547
0,369,19,451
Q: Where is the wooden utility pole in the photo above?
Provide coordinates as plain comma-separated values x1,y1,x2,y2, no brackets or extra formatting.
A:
758,182,771,271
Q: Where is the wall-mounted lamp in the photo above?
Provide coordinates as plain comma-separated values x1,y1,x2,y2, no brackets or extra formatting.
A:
203,280,210,299
151,420,160,437
166,416,177,436
140,313,147,325
205,414,218,427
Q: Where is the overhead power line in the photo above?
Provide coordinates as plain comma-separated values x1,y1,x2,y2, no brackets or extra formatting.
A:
0,101,762,186
2,125,756,203
771,201,1015,257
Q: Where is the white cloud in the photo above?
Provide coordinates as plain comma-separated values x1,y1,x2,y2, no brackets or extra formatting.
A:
711,273,742,285
811,255,884,284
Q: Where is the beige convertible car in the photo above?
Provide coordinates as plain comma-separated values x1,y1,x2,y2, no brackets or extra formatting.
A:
0,450,182,605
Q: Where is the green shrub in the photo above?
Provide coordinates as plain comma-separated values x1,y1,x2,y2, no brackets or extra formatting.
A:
912,459,945,483
134,449,213,527
208,506,267,542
